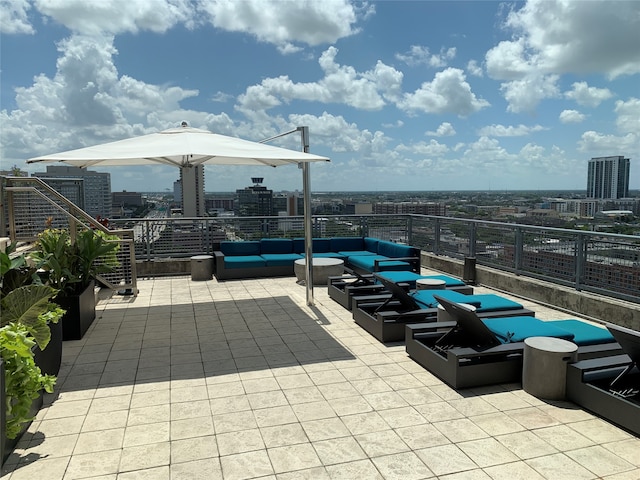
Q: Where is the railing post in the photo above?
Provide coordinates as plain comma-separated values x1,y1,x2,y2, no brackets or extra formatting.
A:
407,215,413,245
145,220,151,261
5,181,16,243
468,221,477,257
575,233,586,291
514,226,523,273
433,217,441,255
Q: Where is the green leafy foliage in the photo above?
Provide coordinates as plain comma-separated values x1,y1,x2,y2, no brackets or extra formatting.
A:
1,323,56,439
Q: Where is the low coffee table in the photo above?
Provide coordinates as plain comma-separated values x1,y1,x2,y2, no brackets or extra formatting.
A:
294,258,344,285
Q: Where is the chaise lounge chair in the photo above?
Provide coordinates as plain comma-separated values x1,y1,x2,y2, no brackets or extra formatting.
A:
566,323,640,436
405,294,622,389
351,277,534,343
328,269,473,310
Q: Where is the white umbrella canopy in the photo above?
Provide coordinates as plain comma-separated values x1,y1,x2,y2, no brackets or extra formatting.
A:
27,124,330,305
26,125,330,167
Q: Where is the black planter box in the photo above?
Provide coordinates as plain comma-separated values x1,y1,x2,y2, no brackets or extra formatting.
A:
56,280,96,341
33,319,63,376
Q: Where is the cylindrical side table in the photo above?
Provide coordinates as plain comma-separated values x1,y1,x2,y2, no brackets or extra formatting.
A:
523,336,578,400
416,278,446,290
437,303,476,323
191,255,214,281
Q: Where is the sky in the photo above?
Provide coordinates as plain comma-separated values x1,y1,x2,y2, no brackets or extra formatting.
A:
1,0,639,193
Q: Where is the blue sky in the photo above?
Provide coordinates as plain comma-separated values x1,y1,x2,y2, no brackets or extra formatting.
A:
1,0,639,193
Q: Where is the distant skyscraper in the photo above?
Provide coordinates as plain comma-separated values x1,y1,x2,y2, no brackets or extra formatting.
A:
587,156,630,199
236,178,273,216
34,165,111,218
180,165,205,216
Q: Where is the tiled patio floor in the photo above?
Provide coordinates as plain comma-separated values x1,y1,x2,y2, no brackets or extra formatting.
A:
3,270,639,479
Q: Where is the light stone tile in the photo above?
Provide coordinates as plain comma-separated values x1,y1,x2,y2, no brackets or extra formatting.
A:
526,453,598,480
208,395,251,415
72,428,124,454
245,390,289,409
207,380,246,398
433,418,490,443
292,400,336,422
602,439,640,467
277,466,330,480
65,449,121,479
130,389,170,409
569,418,632,444
396,386,443,405
241,377,281,393
21,432,77,458
533,424,595,451
327,395,373,416
415,401,465,422
395,423,451,450
124,421,170,447
324,459,383,480
275,373,315,389
496,430,558,460
4,456,70,480
458,437,519,467
216,428,266,456
355,429,410,457
300,417,350,442
505,407,560,430
127,404,171,426
308,369,347,385
170,416,215,440
483,461,546,480
117,465,170,480
468,412,525,437
340,411,390,436
438,469,491,480
254,405,298,428
313,436,367,465
415,444,477,476
81,410,129,432
371,451,434,480
170,435,218,463
449,397,499,417
317,382,360,400
282,385,325,404
260,423,309,448
42,399,92,420
170,385,209,403
351,377,393,395
267,443,322,474
119,442,171,472
538,402,595,423
170,458,223,480
566,445,635,478
37,415,86,437
377,406,426,429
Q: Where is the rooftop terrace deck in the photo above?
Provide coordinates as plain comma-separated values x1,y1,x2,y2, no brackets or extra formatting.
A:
2,269,639,479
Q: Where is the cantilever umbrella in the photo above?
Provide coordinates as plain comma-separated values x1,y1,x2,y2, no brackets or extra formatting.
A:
27,124,330,304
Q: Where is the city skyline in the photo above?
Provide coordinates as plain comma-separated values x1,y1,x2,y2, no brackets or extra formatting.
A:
1,1,639,192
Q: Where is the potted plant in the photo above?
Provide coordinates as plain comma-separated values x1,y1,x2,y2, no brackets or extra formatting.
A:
30,228,119,340
0,247,64,376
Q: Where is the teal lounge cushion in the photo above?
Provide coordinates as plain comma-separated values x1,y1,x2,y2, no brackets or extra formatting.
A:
292,238,332,254
470,294,523,312
411,289,479,309
330,237,365,252
364,237,379,252
349,255,412,273
377,272,465,289
221,241,261,256
261,253,302,267
377,240,415,258
338,251,376,257
224,255,266,269
548,319,616,346
301,252,345,259
482,316,575,343
260,239,293,254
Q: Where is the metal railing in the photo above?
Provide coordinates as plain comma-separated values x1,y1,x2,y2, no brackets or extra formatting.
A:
104,213,639,304
1,177,137,294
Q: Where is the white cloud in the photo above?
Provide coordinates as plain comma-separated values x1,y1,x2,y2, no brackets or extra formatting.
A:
237,47,401,113
578,131,638,155
565,82,614,107
0,0,34,34
426,122,456,137
199,0,364,53
559,110,586,124
398,68,489,116
614,97,640,134
499,74,560,113
396,45,456,68
478,124,546,137
466,60,483,77
33,0,196,35
487,0,640,79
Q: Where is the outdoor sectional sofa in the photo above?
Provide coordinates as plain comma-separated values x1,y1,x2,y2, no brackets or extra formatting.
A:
213,236,420,280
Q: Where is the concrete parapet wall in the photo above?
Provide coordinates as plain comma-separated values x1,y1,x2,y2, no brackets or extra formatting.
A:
421,252,639,329
137,258,190,277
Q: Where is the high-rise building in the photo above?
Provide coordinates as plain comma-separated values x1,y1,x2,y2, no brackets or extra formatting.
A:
180,165,205,217
236,178,273,216
34,166,111,218
587,156,630,199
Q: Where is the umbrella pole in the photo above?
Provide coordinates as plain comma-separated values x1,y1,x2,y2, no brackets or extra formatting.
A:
300,127,314,306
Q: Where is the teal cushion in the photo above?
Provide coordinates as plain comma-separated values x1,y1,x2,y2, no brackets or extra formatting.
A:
224,255,266,269
260,239,293,254
377,240,415,258
470,294,523,312
331,237,364,252
221,241,261,256
301,252,345,259
261,253,302,267
364,237,379,252
548,319,616,346
377,272,465,289
411,289,478,309
338,251,376,257
292,238,332,254
349,255,412,273
482,316,575,343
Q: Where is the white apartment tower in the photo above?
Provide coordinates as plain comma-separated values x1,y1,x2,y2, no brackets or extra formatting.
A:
180,165,205,217
587,156,630,199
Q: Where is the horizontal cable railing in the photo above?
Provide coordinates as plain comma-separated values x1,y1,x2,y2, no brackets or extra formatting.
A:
107,213,639,304
2,177,137,294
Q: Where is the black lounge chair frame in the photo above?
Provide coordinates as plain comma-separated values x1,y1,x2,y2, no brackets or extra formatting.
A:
351,277,534,343
566,323,640,436
405,296,623,389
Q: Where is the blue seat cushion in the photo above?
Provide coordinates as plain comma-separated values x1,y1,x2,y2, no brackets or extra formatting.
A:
377,272,465,289
292,238,332,254
482,316,576,343
548,319,616,346
330,237,365,252
349,255,412,273
301,252,345,259
364,237,379,252
221,241,261,256
338,251,377,258
260,239,293,254
469,294,523,312
411,289,480,309
224,255,266,269
377,240,416,258
261,253,302,267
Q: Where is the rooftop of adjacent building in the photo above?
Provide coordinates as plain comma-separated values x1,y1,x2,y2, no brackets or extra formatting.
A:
2,268,639,480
